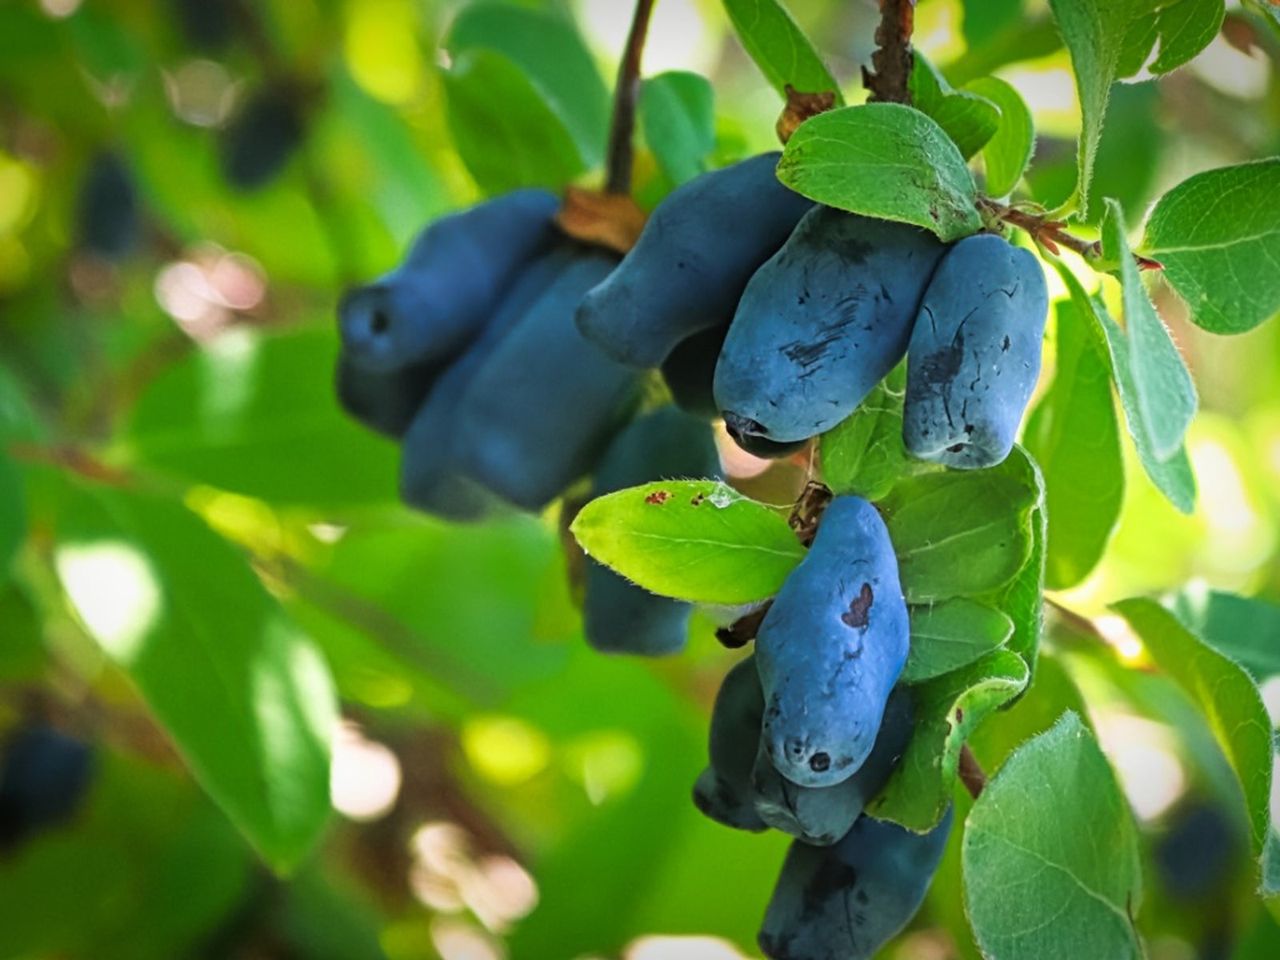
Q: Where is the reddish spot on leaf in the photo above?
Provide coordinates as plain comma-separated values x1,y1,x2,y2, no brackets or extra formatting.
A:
955,708,965,723
645,490,671,505
841,583,874,629
691,493,706,506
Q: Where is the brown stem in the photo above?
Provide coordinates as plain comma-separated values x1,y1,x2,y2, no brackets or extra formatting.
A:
863,0,917,104
978,198,1164,271
604,0,656,196
959,744,987,799
6,441,135,488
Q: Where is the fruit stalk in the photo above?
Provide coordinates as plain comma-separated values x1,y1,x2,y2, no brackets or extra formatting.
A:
605,0,657,196
863,0,917,104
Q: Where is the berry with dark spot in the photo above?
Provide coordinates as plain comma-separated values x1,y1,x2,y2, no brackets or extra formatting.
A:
751,689,914,845
755,495,909,788
715,206,948,444
902,233,1048,469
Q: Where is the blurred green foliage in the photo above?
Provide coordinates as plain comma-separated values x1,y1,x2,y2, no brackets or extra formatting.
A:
1,0,1279,958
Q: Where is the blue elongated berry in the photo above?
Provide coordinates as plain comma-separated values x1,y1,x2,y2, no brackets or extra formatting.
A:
758,809,954,960
902,233,1049,469
756,495,909,788
399,246,575,521
339,189,561,373
715,207,947,444
692,655,768,832
452,248,642,511
576,153,813,367
752,688,913,845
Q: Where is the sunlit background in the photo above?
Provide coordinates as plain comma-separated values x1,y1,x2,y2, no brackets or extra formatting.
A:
1,0,1279,958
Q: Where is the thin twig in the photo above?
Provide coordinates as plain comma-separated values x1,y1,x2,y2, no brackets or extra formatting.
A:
959,744,987,799
863,0,917,104
978,198,1164,271
604,0,656,196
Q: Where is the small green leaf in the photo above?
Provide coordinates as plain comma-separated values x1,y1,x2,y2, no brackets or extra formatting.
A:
640,71,716,186
999,501,1046,675
1118,0,1224,76
965,76,1034,197
1115,598,1274,874
961,0,1026,48
0,450,24,581
1083,81,1163,226
904,599,1014,684
1047,0,1132,219
54,485,337,871
1169,587,1280,682
880,446,1041,603
1053,262,1197,513
720,0,842,102
870,650,1029,831
963,712,1144,960
441,48,585,194
777,103,983,242
909,54,1000,160
819,366,912,501
1103,200,1198,462
570,480,804,605
125,329,400,507
1024,300,1124,590
446,3,609,168
1142,159,1280,334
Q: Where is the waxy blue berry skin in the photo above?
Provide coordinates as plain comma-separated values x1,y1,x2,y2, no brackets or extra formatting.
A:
576,153,813,368
903,233,1049,469
452,248,641,512
755,495,909,788
692,655,769,832
339,189,561,374
715,206,948,444
758,809,953,960
398,246,573,520
751,689,913,846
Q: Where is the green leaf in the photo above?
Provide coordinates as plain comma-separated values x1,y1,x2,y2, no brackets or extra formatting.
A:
570,480,805,605
1118,0,1224,76
965,76,1034,198
446,3,609,168
720,0,842,101
777,103,983,242
1053,262,1197,513
879,446,1041,603
124,329,400,507
0,450,24,580
910,55,1000,161
1169,587,1280,682
870,650,1029,831
963,712,1144,960
1046,0,1134,219
441,48,585,194
1142,159,1280,334
640,71,716,186
1103,200,1198,461
1024,300,1124,590
54,485,337,871
818,366,912,501
1114,598,1274,872
1083,81,1162,226
999,501,1046,674
904,599,1014,684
